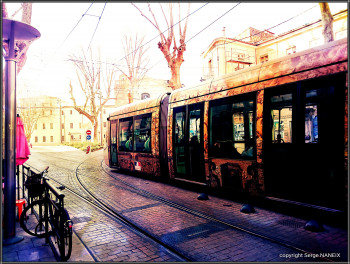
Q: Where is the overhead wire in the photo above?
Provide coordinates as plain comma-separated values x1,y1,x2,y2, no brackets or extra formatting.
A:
67,2,210,70
55,3,94,54
146,3,320,75
87,2,107,51
147,2,241,73
66,3,318,78
214,4,319,48
39,2,321,85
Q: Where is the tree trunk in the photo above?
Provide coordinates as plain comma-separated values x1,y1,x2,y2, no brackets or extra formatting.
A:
319,2,334,43
170,62,182,89
93,121,98,143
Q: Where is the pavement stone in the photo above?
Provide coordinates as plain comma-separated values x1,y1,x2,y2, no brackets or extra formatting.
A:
6,147,347,262
2,217,95,262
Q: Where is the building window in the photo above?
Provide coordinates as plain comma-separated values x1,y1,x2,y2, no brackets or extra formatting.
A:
79,135,81,139
43,123,46,129
62,124,64,129
43,136,46,143
235,63,244,71
309,38,321,48
103,109,106,114
34,124,37,130
141,93,150,100
61,136,64,142
237,53,245,61
209,93,255,159
70,110,72,115
335,29,347,40
50,123,53,129
104,122,107,128
35,136,38,143
62,111,64,115
260,54,268,63
70,123,73,129
286,46,296,55
50,110,53,115
50,136,54,142
79,123,82,129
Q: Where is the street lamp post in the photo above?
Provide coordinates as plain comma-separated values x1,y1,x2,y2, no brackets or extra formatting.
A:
57,99,62,143
2,18,40,245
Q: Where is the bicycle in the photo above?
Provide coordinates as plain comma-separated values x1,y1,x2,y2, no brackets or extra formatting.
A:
20,166,73,261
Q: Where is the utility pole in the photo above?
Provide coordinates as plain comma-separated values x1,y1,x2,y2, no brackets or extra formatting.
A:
99,89,103,146
57,99,62,144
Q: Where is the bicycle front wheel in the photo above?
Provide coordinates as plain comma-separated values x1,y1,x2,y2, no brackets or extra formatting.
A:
20,200,49,238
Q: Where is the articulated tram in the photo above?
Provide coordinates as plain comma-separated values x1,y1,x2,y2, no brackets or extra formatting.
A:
105,38,348,210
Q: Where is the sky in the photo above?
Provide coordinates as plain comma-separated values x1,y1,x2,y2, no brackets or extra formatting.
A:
4,1,348,104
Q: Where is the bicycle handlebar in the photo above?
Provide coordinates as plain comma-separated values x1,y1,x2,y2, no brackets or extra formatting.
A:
43,166,49,173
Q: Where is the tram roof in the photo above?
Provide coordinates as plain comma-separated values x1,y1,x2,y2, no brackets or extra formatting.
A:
109,93,169,118
169,37,347,104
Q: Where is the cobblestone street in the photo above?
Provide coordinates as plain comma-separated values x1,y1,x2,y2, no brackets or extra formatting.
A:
3,146,348,262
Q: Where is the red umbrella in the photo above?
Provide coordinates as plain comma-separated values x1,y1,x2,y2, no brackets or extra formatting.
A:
16,115,30,166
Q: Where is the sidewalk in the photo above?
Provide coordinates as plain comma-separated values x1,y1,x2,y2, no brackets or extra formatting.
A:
2,216,95,262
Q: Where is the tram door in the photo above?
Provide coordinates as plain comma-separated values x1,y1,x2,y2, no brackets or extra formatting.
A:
173,103,205,183
110,121,118,166
264,74,345,209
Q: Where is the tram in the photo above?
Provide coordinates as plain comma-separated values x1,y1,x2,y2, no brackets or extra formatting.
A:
105,38,348,210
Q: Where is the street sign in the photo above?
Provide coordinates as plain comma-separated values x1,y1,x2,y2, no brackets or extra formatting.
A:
86,135,91,140
86,130,91,135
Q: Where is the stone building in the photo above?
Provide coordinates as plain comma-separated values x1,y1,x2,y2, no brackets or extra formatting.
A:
17,95,116,146
201,9,347,80
114,74,172,107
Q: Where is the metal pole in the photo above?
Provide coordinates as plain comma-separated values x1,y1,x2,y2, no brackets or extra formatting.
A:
100,93,103,146
58,99,62,144
16,165,19,200
3,56,23,244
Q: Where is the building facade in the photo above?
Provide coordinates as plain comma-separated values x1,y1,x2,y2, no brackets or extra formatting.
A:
18,95,116,146
201,9,347,80
114,74,172,107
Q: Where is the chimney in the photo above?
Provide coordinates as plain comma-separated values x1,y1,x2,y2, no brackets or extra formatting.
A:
222,27,226,38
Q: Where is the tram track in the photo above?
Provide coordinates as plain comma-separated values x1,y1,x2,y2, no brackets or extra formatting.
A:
97,161,335,262
30,153,335,262
46,159,191,262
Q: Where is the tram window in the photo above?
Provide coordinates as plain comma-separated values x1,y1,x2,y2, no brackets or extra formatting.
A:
175,111,186,144
271,93,293,143
209,96,255,159
305,90,319,143
189,109,201,143
118,118,133,152
134,114,152,152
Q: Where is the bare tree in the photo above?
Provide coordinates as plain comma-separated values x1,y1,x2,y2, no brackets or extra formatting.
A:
118,33,150,103
319,2,334,43
17,104,49,142
2,3,34,74
68,48,117,142
132,3,191,90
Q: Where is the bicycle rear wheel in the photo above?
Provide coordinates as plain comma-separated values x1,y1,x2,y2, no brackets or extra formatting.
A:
54,208,73,261
20,200,50,238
